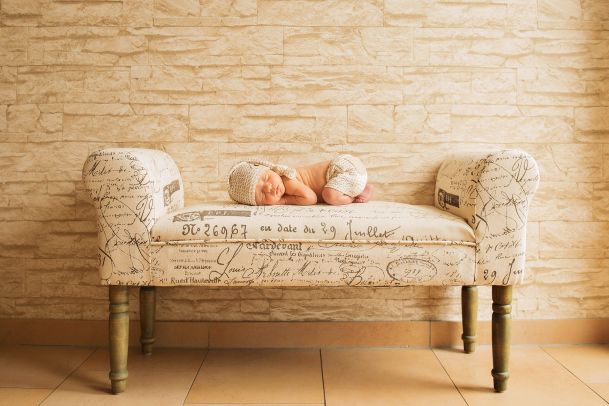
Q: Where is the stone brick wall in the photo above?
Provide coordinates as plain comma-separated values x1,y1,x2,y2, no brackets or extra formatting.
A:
1,0,608,321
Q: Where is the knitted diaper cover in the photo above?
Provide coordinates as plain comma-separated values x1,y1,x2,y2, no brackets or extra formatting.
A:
325,154,368,197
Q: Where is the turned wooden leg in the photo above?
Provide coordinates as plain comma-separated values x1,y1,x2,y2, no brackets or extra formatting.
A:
461,285,478,354
140,286,156,356
491,285,512,393
109,286,129,394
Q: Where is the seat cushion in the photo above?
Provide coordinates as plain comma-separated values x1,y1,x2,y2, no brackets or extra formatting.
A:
151,201,474,245
149,202,476,287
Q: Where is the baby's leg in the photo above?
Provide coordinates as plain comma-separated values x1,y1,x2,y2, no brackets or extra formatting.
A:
353,184,373,203
322,187,355,205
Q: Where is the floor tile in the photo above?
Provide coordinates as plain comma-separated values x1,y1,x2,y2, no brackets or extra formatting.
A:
41,348,207,406
80,347,207,372
0,388,53,406
0,345,94,389
185,349,324,404
543,345,609,383
41,369,198,406
589,382,609,403
434,345,607,406
322,348,466,406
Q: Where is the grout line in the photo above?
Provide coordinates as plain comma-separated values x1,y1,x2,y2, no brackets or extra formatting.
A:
539,345,609,405
431,348,470,406
37,345,100,405
319,348,327,406
182,347,211,405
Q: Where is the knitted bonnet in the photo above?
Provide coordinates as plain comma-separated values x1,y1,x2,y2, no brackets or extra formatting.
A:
228,159,297,205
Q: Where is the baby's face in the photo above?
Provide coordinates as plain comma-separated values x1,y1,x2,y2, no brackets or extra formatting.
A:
255,170,285,205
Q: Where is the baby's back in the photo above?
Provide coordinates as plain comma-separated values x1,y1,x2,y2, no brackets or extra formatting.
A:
296,160,331,202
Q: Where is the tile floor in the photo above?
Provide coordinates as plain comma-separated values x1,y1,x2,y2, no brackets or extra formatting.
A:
1,344,609,405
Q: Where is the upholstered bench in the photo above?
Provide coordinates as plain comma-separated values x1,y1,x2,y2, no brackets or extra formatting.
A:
82,147,539,394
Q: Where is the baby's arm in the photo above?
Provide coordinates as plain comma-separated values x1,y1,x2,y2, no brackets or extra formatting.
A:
279,177,317,205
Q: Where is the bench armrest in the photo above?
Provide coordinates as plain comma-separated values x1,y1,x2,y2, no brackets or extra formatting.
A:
435,149,539,285
82,148,184,285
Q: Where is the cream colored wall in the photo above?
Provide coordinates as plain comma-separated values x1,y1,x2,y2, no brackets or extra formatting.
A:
1,0,608,321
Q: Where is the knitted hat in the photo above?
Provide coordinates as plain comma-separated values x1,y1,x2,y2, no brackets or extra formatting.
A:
228,159,297,205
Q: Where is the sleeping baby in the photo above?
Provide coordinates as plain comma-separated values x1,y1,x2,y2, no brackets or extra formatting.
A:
227,154,373,206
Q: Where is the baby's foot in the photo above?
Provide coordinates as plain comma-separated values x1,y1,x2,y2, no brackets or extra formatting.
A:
354,184,373,203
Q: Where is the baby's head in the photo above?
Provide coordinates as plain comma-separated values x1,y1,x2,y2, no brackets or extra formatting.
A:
228,160,292,205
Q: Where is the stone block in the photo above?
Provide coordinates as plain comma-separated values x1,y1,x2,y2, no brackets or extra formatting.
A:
200,0,257,20
0,67,17,104
154,0,200,17
284,27,413,65
149,27,282,66
14,298,85,319
581,0,609,22
1,0,45,16
40,1,123,26
48,182,75,196
541,221,609,259
163,143,219,179
0,179,47,198
0,268,24,297
348,105,393,141
530,182,597,222
121,0,154,27
529,143,602,182
192,104,346,143
538,0,582,21
239,288,283,300
0,299,16,317
270,299,403,321
507,0,537,29
7,104,40,133
0,28,28,65
258,0,382,26
451,115,573,143
271,65,402,104
0,105,6,132
242,66,271,79
131,65,271,104
28,27,148,66
394,105,452,142
526,221,540,261
153,0,256,26
1,142,89,174
575,107,609,142
241,300,270,314
17,66,130,103
403,68,470,104
63,108,188,142
158,299,249,321
386,0,507,28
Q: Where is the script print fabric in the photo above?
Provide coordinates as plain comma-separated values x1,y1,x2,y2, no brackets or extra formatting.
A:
82,148,538,287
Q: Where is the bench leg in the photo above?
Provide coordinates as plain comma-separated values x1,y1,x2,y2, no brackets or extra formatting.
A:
109,286,129,394
140,286,156,356
491,285,512,393
461,285,478,353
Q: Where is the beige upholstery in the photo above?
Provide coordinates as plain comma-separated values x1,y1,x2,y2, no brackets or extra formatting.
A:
149,202,475,286
82,148,539,287
435,150,540,285
151,202,474,243
82,148,184,284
